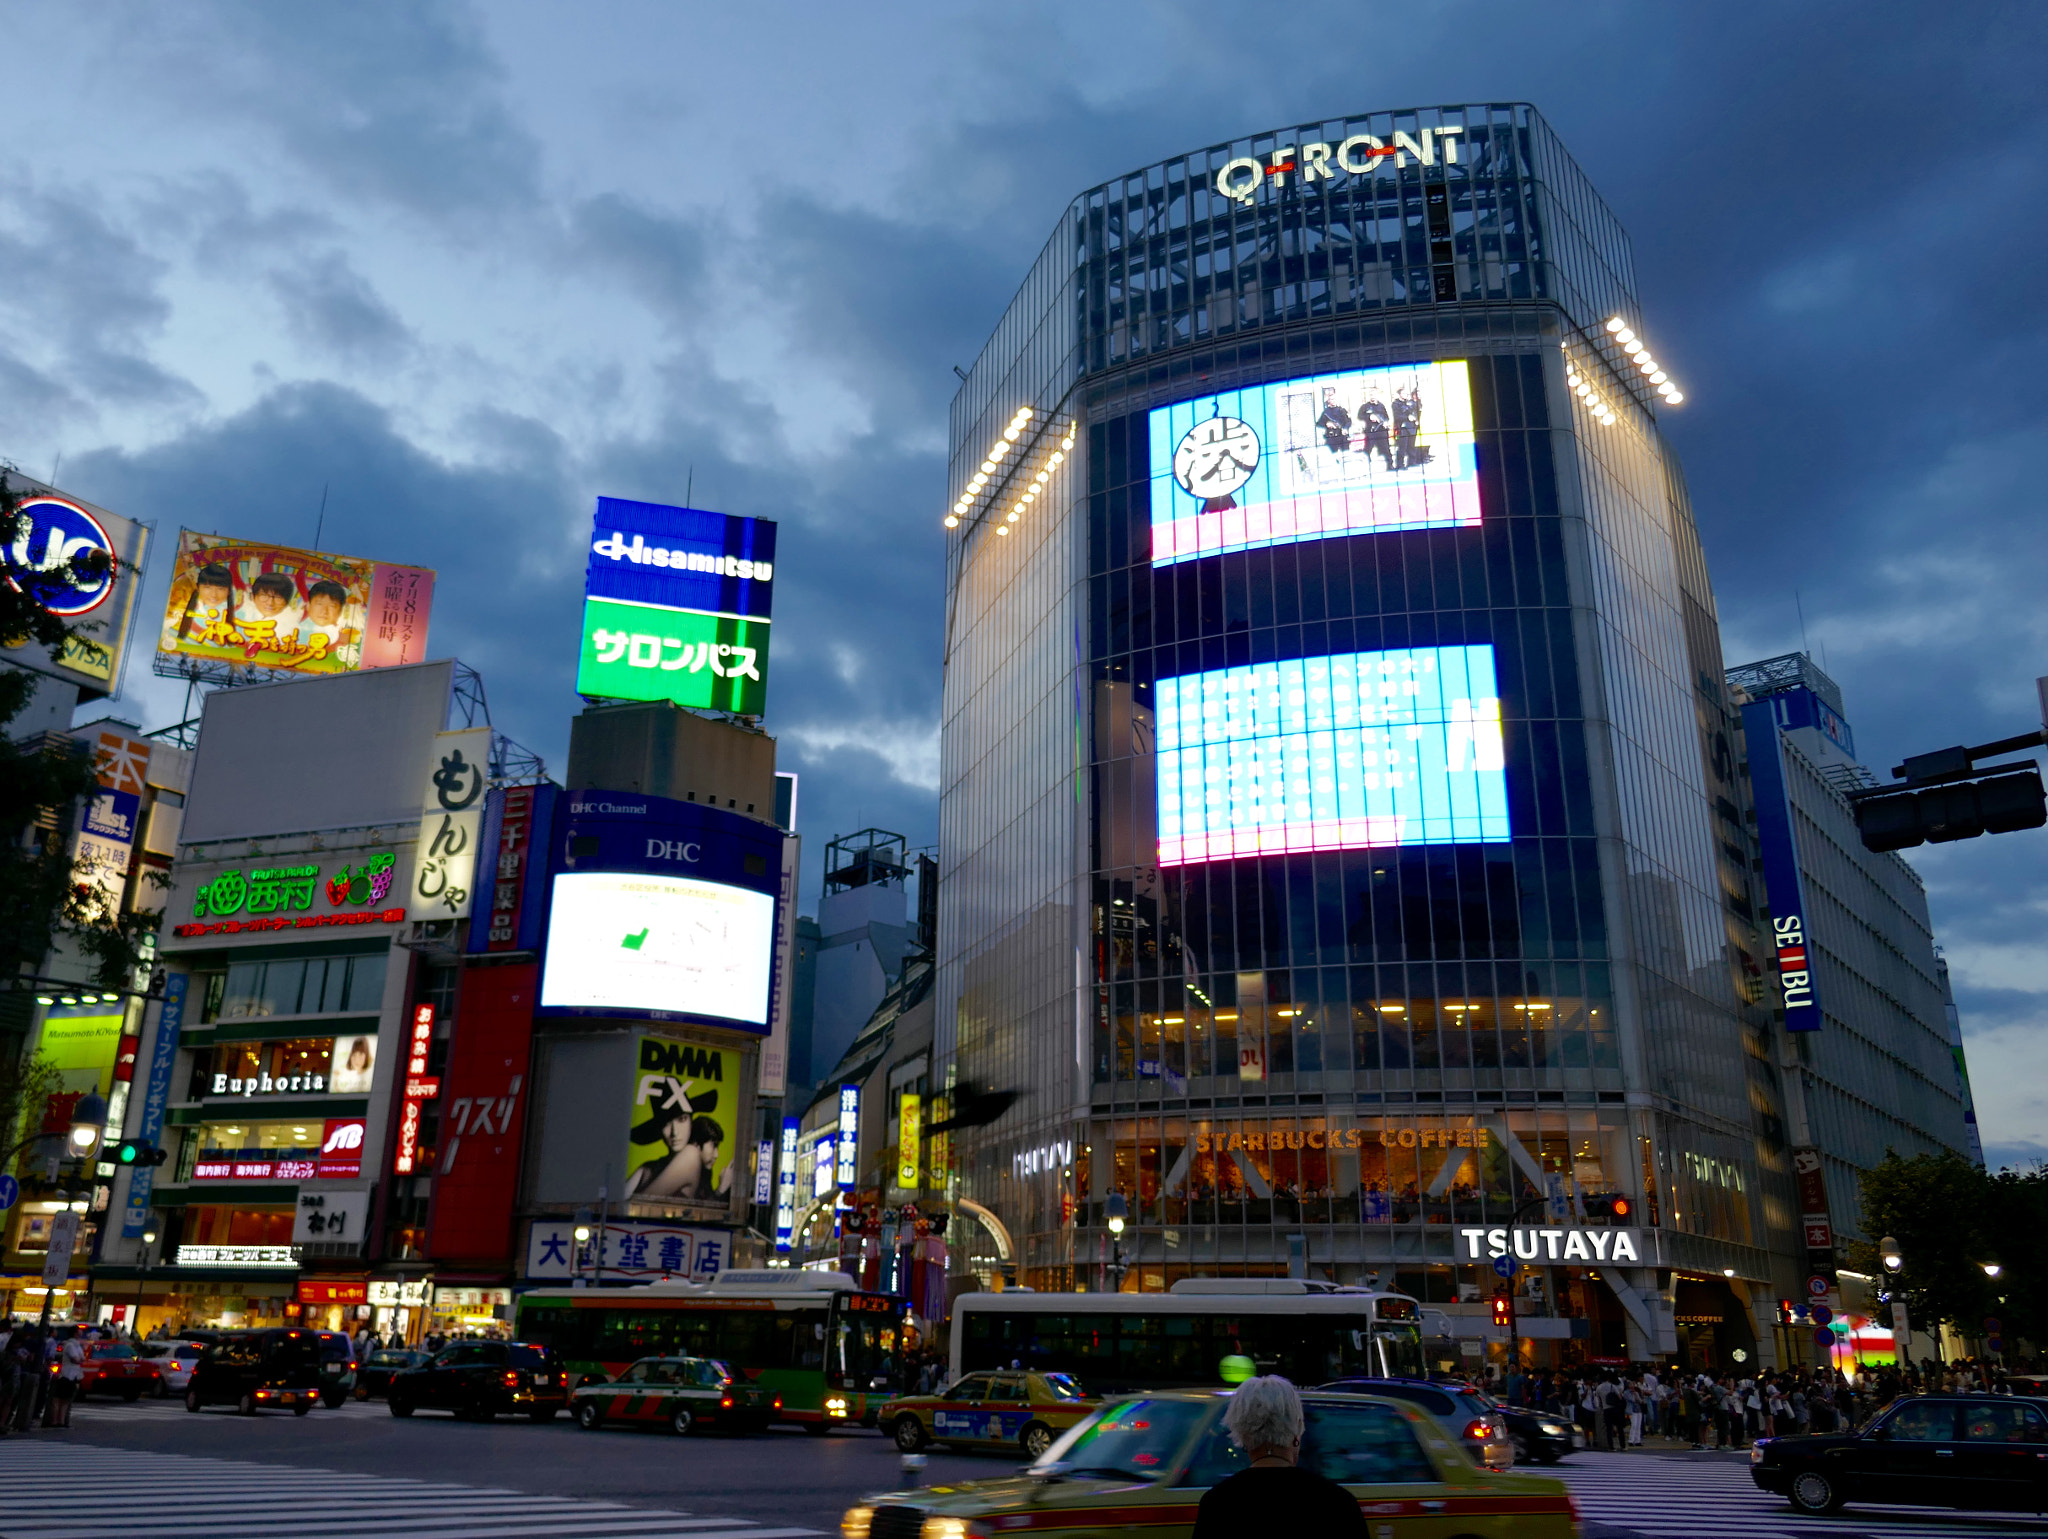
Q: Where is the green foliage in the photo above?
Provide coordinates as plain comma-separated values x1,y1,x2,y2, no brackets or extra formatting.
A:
0,1050,60,1176
1854,1148,2048,1347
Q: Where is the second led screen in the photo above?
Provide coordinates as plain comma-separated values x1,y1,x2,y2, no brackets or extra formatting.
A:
1156,644,1510,866
540,871,776,1026
1149,359,1479,565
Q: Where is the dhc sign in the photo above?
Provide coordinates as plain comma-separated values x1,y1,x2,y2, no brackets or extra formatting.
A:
1458,1226,1643,1264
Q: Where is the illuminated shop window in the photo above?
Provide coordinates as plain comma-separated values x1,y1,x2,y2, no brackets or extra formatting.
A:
1155,645,1510,865
1149,360,1479,565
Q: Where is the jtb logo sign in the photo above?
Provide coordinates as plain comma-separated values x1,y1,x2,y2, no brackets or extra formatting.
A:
4,497,115,615
1774,915,1817,1016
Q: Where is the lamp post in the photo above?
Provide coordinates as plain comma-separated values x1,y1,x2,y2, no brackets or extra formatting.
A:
1104,1192,1129,1292
572,1208,594,1290
1880,1235,1912,1370
132,1229,157,1337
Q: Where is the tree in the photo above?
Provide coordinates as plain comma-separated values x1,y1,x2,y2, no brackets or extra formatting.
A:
1984,1162,2048,1350
1853,1149,2001,1340
0,464,157,987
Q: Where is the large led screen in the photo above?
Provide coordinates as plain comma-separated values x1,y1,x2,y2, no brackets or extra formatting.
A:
1155,644,1510,865
540,871,776,1025
1149,360,1479,565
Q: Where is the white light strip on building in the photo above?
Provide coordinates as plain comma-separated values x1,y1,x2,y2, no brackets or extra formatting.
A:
1560,342,1620,428
1605,315,1684,405
946,407,1077,538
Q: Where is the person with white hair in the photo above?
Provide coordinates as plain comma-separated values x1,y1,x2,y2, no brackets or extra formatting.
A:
1192,1376,1366,1536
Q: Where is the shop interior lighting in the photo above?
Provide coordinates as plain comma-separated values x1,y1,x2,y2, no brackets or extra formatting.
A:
1605,316,1684,404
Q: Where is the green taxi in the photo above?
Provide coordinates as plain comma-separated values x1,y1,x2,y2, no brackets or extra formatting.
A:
885,1371,1100,1459
846,1390,1579,1539
570,1356,780,1436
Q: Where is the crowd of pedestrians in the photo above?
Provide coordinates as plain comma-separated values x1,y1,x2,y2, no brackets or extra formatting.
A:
1477,1355,2028,1450
0,1321,92,1434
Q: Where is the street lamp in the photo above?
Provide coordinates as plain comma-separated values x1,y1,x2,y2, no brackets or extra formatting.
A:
1981,1259,2003,1279
1103,1192,1129,1291
1880,1236,1903,1273
133,1229,158,1335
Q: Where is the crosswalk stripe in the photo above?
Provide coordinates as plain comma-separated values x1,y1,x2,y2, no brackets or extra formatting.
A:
0,1443,823,1539
1547,1451,2045,1538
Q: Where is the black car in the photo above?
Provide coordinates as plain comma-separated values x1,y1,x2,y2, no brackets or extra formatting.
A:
354,1348,430,1399
1752,1394,2048,1515
184,1329,325,1415
387,1340,569,1422
312,1330,358,1408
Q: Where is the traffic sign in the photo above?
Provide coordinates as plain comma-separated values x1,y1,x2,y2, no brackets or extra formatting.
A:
1813,1327,1836,1348
1806,1275,1830,1298
1811,1305,1833,1326
1492,1255,1519,1279
1985,1317,2002,1333
42,1211,78,1287
0,1174,16,1211
1991,1337,2005,1353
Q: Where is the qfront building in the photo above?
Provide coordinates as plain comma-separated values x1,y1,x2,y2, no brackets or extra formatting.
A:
935,103,1973,1370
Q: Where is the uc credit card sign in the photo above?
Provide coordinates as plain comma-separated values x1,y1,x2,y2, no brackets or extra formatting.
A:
575,498,776,715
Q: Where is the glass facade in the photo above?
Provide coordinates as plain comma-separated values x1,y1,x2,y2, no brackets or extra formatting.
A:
940,104,1798,1363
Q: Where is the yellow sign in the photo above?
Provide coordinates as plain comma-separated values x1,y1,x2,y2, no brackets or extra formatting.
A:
897,1093,920,1189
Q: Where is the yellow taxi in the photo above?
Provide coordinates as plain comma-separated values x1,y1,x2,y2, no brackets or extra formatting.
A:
846,1389,1578,1539
884,1370,1101,1459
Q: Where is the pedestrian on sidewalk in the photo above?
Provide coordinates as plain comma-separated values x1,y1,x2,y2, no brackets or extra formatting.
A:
43,1335,83,1429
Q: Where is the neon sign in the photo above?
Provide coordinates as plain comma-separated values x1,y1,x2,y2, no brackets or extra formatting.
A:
1213,129,1464,205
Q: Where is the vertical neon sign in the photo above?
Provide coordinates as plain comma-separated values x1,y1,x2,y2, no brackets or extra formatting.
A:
836,1085,859,1189
774,1116,798,1252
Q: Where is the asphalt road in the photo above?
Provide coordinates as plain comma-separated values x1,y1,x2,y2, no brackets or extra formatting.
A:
26,1395,997,1534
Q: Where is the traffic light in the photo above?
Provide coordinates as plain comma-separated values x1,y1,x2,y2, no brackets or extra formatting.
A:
1582,1193,1632,1222
1491,1292,1511,1328
111,1141,167,1168
1852,768,2046,853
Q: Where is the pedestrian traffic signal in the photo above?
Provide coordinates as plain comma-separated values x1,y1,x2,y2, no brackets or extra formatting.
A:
111,1140,167,1167
1852,767,2046,853
1491,1292,1511,1328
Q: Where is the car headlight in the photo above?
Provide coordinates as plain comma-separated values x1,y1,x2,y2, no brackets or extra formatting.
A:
1538,1422,1568,1435
1750,1445,1765,1463
842,1506,874,1539
920,1520,972,1539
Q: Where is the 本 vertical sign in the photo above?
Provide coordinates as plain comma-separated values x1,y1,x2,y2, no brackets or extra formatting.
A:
411,727,491,921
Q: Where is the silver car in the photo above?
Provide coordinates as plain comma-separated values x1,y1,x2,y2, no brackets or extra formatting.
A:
136,1341,204,1395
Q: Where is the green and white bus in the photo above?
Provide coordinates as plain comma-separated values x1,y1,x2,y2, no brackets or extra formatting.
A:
951,1280,1430,1394
514,1270,909,1431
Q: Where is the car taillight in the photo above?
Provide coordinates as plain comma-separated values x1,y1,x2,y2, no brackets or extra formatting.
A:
773,1395,783,1409
1464,1418,1493,1441
503,1371,521,1387
721,1396,734,1408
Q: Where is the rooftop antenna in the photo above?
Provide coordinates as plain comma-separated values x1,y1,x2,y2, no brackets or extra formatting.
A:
313,482,329,549
1795,590,1811,659
685,465,694,508
48,453,61,487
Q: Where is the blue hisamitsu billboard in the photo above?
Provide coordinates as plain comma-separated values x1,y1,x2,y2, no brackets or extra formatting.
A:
536,791,784,1033
575,498,778,714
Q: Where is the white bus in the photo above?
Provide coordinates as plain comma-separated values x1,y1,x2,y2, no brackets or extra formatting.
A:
951,1280,1429,1394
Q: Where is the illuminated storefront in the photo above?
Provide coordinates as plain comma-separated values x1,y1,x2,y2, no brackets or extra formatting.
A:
938,103,1796,1365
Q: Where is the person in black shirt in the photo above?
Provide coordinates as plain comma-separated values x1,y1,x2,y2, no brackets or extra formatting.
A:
1192,1376,1364,1538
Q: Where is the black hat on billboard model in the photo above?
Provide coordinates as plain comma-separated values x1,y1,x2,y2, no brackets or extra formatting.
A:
632,1075,718,1144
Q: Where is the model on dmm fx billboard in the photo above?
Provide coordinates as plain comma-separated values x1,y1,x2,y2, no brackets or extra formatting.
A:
624,1034,737,1205
158,530,435,674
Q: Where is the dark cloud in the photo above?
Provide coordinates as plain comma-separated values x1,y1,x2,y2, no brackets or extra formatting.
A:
269,252,414,363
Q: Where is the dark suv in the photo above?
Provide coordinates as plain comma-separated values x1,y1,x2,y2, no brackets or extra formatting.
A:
1318,1376,1522,1467
388,1340,568,1422
185,1329,325,1415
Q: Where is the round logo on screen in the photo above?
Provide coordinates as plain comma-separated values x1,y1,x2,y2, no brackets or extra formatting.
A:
3,497,116,615
1172,415,1260,505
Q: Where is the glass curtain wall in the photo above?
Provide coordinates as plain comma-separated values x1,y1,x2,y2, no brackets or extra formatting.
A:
941,103,1788,1325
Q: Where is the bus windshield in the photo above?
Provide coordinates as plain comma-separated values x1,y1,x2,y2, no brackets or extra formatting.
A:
1373,1321,1427,1379
828,1295,906,1391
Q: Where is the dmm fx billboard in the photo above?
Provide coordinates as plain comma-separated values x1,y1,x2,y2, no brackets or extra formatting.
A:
575,498,776,715
625,1034,738,1208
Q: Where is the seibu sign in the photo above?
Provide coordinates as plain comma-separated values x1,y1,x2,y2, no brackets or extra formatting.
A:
1215,128,1466,204
1458,1226,1645,1264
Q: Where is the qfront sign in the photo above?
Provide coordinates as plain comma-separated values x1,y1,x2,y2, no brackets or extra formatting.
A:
575,497,776,715
1215,128,1467,204
1456,1226,1645,1264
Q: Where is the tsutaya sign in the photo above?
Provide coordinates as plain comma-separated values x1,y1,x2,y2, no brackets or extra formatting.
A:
1457,1226,1645,1264
1216,129,1467,204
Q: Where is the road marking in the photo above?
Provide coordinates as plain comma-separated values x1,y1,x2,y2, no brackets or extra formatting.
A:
0,1442,825,1539
1553,1449,2047,1538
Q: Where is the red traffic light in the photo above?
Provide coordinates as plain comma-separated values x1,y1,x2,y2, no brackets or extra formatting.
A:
1609,1195,1631,1220
1491,1292,1512,1328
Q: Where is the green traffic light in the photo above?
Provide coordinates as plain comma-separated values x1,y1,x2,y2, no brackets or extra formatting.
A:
116,1142,140,1165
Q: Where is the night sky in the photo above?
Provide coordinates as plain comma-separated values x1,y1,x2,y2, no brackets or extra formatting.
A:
6,4,2044,1164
